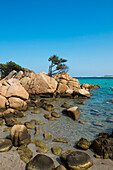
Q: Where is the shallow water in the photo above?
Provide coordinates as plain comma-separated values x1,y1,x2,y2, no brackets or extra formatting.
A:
21,83,113,144
1,78,113,145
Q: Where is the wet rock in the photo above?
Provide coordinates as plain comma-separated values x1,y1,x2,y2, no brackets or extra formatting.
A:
26,154,55,170
109,99,113,103
44,113,51,119
43,132,52,140
61,103,70,108
49,117,57,121
76,101,85,105
55,165,67,170
93,122,103,127
31,110,40,114
14,110,26,118
36,146,51,153
60,150,74,163
79,120,85,124
31,139,46,147
52,146,62,156
92,132,113,159
62,106,80,120
42,103,55,111
0,118,3,126
24,121,35,129
65,151,93,169
10,125,31,146
76,137,92,150
35,121,45,125
0,139,12,152
30,119,36,123
34,127,40,136
17,145,33,163
5,117,19,127
51,112,60,118
53,138,69,143
3,127,11,132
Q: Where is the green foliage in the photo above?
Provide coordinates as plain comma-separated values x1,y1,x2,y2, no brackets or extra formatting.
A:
48,55,69,76
0,61,25,78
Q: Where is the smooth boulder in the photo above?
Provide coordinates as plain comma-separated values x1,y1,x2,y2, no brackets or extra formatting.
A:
10,125,31,146
26,154,55,170
8,97,27,110
0,139,12,152
66,151,93,169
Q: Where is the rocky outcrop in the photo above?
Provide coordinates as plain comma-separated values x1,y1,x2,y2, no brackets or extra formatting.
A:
81,83,101,91
0,70,91,100
54,72,90,98
0,78,29,110
0,95,8,109
21,72,57,95
8,97,27,110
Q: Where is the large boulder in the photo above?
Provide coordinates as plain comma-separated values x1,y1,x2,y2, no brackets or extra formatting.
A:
62,106,81,120
21,72,57,94
77,89,90,98
26,154,55,170
0,95,8,109
6,78,29,100
10,125,31,146
65,151,93,169
8,97,27,110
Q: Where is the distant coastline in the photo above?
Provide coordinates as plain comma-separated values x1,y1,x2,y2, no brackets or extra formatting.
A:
74,76,113,79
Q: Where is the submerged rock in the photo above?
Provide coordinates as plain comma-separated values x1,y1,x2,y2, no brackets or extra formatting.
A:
17,145,33,163
43,132,52,140
52,146,62,156
53,138,69,143
36,146,51,153
26,154,55,170
24,121,35,129
0,139,12,152
51,112,60,118
62,106,80,120
76,137,92,150
34,127,40,136
61,103,70,108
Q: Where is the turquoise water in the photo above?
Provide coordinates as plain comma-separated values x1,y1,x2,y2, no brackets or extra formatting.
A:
78,78,113,88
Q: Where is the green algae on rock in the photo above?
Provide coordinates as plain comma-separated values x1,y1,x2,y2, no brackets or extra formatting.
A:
0,138,12,152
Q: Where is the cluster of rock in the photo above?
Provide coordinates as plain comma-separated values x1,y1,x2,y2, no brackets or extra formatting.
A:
1,69,90,100
81,83,101,91
0,78,29,110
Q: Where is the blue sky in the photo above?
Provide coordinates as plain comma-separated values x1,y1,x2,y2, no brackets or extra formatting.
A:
0,0,113,76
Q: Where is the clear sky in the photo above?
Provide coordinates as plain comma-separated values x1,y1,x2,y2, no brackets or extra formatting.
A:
0,0,113,76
